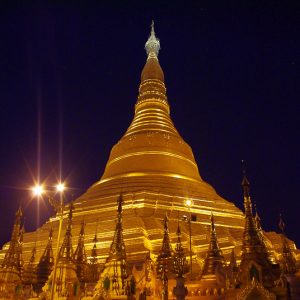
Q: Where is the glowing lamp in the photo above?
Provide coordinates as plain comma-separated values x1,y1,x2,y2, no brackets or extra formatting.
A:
185,199,193,207
56,183,65,193
32,185,44,197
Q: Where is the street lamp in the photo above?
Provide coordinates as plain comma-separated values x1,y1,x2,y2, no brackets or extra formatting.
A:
184,199,192,207
183,199,194,279
32,184,44,197
55,182,65,193
31,182,66,300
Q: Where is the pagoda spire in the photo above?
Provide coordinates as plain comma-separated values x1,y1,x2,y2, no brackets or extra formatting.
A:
100,22,202,185
145,21,160,59
88,231,100,284
173,223,187,277
90,232,98,264
239,169,279,287
241,171,264,255
156,214,174,300
94,195,130,298
1,207,23,271
46,203,79,298
36,228,54,292
201,213,224,278
74,220,88,284
278,214,296,274
0,207,24,297
58,202,74,260
173,223,188,300
158,214,174,260
124,21,174,136
197,214,226,297
107,195,127,263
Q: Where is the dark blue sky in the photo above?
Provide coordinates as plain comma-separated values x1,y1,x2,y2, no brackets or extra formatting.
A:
0,1,299,247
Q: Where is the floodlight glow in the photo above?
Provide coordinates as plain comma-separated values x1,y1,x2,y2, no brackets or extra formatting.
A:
56,183,65,193
185,199,193,207
32,185,44,197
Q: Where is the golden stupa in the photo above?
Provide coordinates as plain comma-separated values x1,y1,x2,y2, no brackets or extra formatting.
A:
1,23,287,274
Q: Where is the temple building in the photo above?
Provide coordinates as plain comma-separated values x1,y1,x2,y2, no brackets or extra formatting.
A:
0,23,299,299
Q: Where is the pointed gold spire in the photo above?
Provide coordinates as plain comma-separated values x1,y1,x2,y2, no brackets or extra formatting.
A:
88,231,100,284
46,203,80,298
58,203,74,261
0,207,23,297
197,215,226,297
239,168,279,287
91,232,98,263
241,171,262,254
1,207,23,271
74,220,88,284
158,213,174,260
173,224,188,300
107,195,127,263
173,223,187,277
36,228,54,292
201,213,224,278
240,170,271,259
156,214,175,300
132,21,169,122
99,22,208,194
94,195,129,298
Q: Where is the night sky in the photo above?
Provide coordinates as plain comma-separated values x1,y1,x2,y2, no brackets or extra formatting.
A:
0,1,299,248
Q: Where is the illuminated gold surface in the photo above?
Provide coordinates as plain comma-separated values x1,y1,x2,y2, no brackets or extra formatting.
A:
0,28,296,286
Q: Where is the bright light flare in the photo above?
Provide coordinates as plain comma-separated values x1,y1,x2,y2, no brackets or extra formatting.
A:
32,185,44,197
185,199,193,207
56,183,65,193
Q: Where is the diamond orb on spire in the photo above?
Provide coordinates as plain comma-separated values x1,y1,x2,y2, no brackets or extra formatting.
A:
145,20,160,57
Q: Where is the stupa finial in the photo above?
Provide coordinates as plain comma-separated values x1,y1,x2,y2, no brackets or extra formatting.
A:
151,20,155,35
241,160,250,198
278,213,285,233
145,20,160,58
